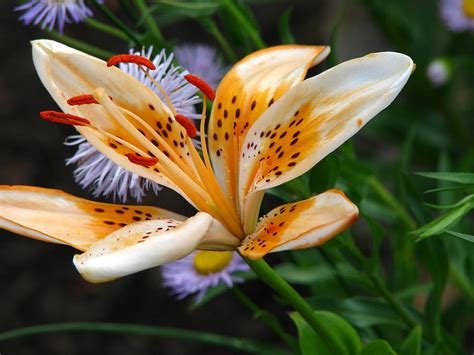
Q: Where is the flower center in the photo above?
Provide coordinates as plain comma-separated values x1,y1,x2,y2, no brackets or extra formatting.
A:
464,0,474,18
193,251,233,274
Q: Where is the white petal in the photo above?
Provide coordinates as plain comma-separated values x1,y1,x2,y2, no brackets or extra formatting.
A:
73,212,214,283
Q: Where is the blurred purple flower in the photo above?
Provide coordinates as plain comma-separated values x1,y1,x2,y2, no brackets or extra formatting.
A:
427,58,451,86
66,47,201,202
161,251,249,302
440,0,474,32
174,44,226,90
15,0,103,33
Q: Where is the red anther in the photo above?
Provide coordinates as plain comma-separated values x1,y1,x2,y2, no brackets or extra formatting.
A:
40,111,91,126
126,153,158,167
67,94,98,106
175,114,197,138
184,74,215,101
107,54,156,70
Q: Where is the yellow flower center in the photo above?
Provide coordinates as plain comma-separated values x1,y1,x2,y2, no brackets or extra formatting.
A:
193,251,233,274
464,0,474,18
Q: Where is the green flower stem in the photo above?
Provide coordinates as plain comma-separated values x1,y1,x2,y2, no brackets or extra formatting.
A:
339,242,419,329
0,322,283,354
245,258,346,353
231,286,298,352
84,18,128,41
47,31,114,59
368,176,417,230
198,17,238,62
91,0,142,46
368,273,418,328
219,0,265,50
134,0,165,45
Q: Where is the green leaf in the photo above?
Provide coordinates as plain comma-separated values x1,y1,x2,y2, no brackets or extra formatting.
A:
278,7,295,44
310,154,341,194
445,230,474,243
424,194,474,209
340,158,374,183
359,340,397,355
275,263,371,289
417,238,448,341
364,215,385,273
416,172,474,184
310,297,404,328
399,326,422,355
153,0,221,18
290,311,361,355
413,199,474,240
425,185,474,194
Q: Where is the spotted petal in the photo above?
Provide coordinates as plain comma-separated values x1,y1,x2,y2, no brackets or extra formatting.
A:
208,45,330,204
239,190,358,259
32,40,198,201
74,212,215,283
239,52,414,203
0,185,182,251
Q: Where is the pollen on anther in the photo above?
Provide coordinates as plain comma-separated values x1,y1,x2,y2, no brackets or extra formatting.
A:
40,111,91,126
67,94,98,106
126,153,158,167
107,54,156,70
175,114,197,138
184,74,215,101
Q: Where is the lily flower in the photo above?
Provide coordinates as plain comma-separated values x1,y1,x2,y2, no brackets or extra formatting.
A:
0,40,413,283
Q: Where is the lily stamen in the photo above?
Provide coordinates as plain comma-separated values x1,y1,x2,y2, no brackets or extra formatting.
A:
184,74,215,101
175,114,197,138
40,110,91,126
126,153,158,167
67,94,99,106
107,54,156,70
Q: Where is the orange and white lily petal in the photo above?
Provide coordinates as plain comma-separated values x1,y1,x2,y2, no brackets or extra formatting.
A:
239,190,358,259
208,45,330,205
236,51,414,230
0,185,182,251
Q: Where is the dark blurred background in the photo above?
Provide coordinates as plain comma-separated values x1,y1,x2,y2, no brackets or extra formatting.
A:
0,0,441,354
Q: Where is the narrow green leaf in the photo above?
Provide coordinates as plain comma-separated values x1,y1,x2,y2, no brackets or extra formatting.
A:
359,339,397,355
416,172,474,184
399,326,422,355
425,185,474,195
290,311,361,355
424,194,474,209
364,215,385,273
417,238,448,341
278,7,295,44
153,0,221,18
413,201,474,240
446,230,474,243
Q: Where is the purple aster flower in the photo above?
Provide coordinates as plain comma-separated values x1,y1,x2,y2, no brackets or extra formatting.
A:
440,0,474,32
161,251,249,302
66,47,201,202
174,44,226,90
15,0,103,34
427,58,452,86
